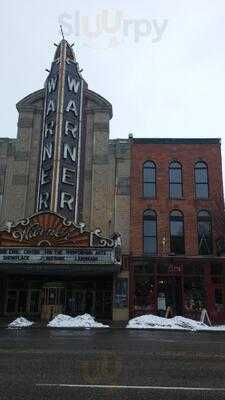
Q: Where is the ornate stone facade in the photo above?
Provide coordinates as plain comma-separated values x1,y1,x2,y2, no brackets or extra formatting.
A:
0,40,130,321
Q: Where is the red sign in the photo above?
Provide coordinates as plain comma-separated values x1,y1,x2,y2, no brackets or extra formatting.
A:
168,264,183,274
0,212,115,249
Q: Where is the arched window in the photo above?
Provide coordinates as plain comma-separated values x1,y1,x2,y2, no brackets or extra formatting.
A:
170,210,185,254
195,161,209,199
197,210,212,255
143,210,157,254
169,161,183,199
143,161,156,198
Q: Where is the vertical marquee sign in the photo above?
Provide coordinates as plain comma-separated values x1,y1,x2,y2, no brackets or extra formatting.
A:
37,39,84,222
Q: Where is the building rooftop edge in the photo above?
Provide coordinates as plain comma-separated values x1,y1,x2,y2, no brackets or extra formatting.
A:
132,138,221,145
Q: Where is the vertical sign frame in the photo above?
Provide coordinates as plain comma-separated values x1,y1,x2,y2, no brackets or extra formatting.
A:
37,40,84,222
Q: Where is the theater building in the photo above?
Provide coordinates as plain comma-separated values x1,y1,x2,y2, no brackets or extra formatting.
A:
0,39,130,321
1,38,225,323
129,139,225,323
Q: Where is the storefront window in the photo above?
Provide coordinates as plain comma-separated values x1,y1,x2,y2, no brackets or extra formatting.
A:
211,263,223,283
8,279,28,289
211,263,224,313
44,287,65,306
184,277,205,317
214,288,224,312
114,278,128,308
18,290,28,313
6,289,28,314
6,290,17,313
134,276,155,314
157,276,182,316
184,264,204,275
29,290,41,313
157,264,168,274
134,262,155,274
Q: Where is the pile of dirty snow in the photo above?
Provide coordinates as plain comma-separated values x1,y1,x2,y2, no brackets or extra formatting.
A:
47,313,109,328
127,314,225,331
8,317,34,329
211,325,225,331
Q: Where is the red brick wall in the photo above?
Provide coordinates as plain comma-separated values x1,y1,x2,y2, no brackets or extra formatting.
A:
130,141,224,256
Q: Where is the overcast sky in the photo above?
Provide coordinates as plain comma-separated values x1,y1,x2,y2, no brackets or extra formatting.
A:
1,0,225,175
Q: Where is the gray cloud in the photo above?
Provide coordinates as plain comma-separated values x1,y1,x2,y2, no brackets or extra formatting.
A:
1,0,225,182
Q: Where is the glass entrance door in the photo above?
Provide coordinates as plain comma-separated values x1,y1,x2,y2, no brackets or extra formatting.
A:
18,290,28,314
41,285,65,320
6,289,28,314
157,277,182,317
29,290,41,314
85,291,95,314
6,290,18,314
95,290,112,319
66,285,112,319
66,289,95,316
67,290,85,314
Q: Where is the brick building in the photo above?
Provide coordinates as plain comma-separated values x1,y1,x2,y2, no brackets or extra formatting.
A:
129,139,225,323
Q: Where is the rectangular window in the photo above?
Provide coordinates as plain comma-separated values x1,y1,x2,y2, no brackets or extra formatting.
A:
198,222,212,255
211,264,223,284
214,288,223,306
134,276,155,314
134,262,155,274
170,214,185,255
195,169,208,183
184,277,205,316
6,290,17,313
143,162,156,198
170,236,185,254
144,168,155,182
169,163,183,199
211,264,223,276
144,220,156,236
18,290,28,313
144,183,155,198
196,184,209,199
114,278,128,308
144,219,157,254
170,183,182,199
144,237,157,254
195,162,209,199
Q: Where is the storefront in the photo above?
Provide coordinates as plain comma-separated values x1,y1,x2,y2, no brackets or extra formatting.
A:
130,257,225,323
3,275,114,320
0,212,121,321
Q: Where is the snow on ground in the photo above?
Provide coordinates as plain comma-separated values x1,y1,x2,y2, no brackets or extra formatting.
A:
8,317,34,329
47,313,109,328
126,314,225,331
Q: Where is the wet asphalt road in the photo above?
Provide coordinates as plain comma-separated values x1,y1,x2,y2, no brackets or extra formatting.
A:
1,328,225,399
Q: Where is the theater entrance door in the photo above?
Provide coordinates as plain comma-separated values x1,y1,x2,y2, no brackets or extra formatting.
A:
41,284,65,321
66,289,95,315
66,281,113,319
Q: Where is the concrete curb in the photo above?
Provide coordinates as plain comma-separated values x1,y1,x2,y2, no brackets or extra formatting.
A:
2,325,225,333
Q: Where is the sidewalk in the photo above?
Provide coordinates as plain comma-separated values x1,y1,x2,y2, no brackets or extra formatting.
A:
0,317,128,329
